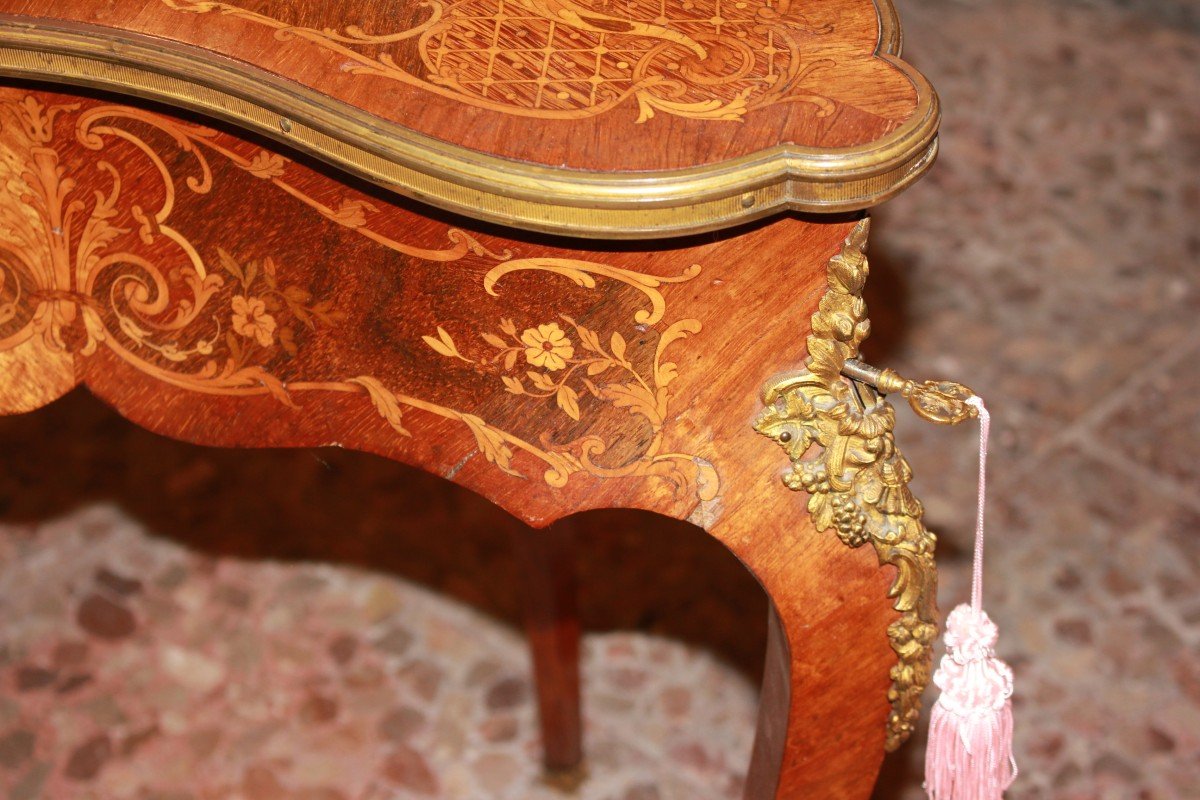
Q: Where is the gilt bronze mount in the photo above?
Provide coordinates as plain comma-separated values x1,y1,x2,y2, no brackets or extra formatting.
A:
754,218,977,750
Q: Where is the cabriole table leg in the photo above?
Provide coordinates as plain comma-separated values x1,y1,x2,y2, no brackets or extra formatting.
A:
704,483,900,799
514,519,584,786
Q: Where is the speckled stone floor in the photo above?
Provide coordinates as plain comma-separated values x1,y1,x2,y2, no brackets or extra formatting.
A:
2,1,1198,798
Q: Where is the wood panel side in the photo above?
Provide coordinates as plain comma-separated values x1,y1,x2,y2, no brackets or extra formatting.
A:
0,87,859,529
0,87,904,797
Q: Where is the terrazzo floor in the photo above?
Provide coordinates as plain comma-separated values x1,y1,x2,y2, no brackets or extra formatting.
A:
2,0,1199,798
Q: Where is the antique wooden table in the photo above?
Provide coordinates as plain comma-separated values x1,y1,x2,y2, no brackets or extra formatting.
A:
0,1,957,796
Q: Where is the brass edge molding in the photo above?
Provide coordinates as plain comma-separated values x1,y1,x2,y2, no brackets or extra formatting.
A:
753,219,937,751
876,0,904,57
0,5,939,239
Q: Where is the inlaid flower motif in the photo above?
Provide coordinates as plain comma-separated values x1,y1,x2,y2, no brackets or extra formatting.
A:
521,322,574,371
231,294,277,346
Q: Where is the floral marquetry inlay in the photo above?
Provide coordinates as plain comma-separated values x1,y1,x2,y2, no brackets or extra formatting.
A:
423,258,709,489
162,0,838,122
0,92,716,504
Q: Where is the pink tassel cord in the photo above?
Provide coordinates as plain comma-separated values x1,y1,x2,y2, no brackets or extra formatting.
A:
924,397,1018,800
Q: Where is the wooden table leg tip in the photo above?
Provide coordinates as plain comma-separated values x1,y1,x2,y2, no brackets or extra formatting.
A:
540,762,588,793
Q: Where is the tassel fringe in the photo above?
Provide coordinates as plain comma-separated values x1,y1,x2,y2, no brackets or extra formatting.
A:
923,397,1018,800
924,606,1017,800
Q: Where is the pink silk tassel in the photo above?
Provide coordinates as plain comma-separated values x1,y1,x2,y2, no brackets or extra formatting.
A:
924,397,1018,800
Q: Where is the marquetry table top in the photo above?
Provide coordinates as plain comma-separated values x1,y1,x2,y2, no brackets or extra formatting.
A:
0,0,938,236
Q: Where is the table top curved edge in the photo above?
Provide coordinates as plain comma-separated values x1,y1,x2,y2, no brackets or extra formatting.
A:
0,0,938,238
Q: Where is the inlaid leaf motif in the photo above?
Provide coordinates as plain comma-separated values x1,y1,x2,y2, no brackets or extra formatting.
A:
653,318,700,387
279,285,315,327
168,268,225,327
602,381,663,426
459,413,520,477
224,365,295,408
328,199,377,228
217,247,245,287
278,326,297,356
224,330,243,365
609,331,628,365
79,307,107,356
247,150,286,179
656,362,678,386
422,326,471,362
306,299,345,328
77,185,126,270
481,332,507,349
284,296,322,324
527,371,556,391
348,376,411,436
281,284,312,304
556,384,581,420
243,258,259,290
569,320,602,354
501,375,524,394
118,317,152,346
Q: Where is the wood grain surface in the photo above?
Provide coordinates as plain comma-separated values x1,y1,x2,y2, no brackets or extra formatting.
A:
0,87,902,798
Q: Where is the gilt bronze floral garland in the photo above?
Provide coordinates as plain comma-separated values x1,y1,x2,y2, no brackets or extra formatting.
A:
754,219,938,750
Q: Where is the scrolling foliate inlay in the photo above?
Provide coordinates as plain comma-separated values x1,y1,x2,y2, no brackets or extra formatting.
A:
753,219,937,751
423,259,711,491
161,0,837,122
0,94,716,501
